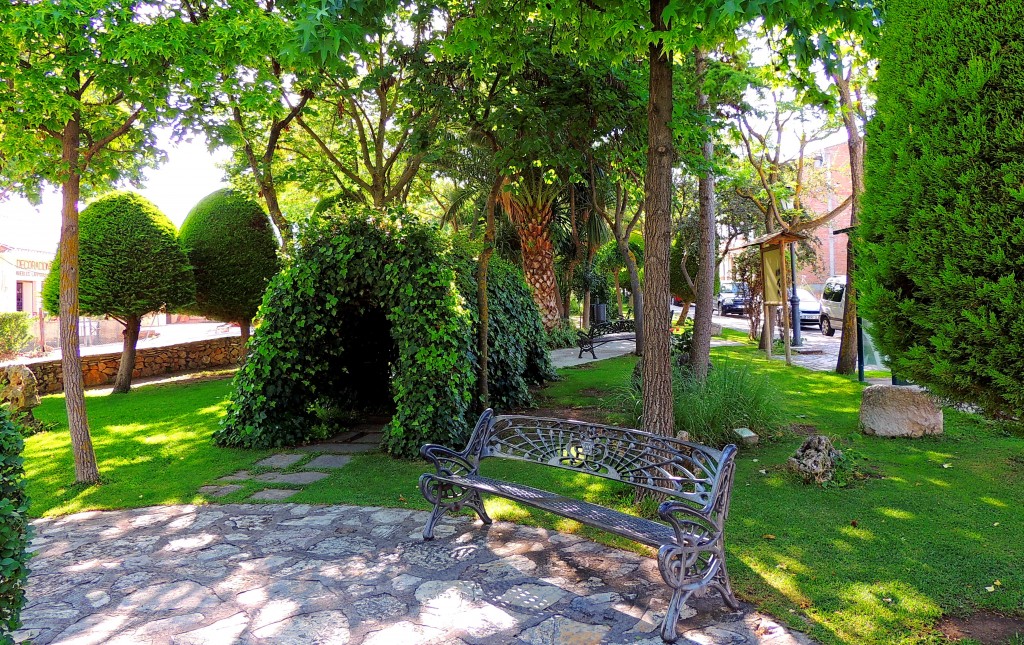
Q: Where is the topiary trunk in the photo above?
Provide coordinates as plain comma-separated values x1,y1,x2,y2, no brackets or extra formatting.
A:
112,314,141,394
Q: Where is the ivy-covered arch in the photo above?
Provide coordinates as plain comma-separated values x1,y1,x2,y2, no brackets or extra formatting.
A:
215,208,552,457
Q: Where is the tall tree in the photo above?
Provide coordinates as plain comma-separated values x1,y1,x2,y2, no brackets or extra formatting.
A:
0,0,188,483
43,193,195,394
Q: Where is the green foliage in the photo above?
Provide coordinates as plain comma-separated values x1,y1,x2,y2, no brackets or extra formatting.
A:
217,207,550,456
544,319,579,350
0,314,32,361
859,0,1024,418
179,190,280,326
626,358,783,447
0,408,31,636
42,192,195,322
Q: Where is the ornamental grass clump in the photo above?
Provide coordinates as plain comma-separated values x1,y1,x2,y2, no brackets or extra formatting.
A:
671,361,783,447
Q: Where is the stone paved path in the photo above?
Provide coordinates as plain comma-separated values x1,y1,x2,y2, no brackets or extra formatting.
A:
18,504,815,645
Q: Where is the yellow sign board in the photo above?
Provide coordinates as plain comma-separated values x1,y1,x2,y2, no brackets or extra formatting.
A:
762,245,784,305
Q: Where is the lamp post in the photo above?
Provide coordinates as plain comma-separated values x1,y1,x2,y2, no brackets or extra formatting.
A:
789,242,802,347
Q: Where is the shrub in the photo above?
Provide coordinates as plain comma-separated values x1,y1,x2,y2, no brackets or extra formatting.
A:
0,313,32,361
859,0,1024,417
179,189,280,346
626,360,782,447
217,207,550,456
43,191,195,393
0,408,31,636
544,319,579,350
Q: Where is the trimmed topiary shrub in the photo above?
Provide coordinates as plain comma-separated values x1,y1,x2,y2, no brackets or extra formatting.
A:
43,191,195,394
0,408,31,636
216,207,551,457
0,313,32,361
859,0,1024,417
179,189,280,347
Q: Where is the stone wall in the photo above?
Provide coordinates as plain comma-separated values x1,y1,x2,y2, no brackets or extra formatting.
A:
27,337,242,394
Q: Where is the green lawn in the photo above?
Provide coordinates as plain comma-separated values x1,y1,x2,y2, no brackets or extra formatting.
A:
22,342,1024,645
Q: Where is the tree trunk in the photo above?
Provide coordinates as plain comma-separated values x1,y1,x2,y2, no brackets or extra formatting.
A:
112,314,141,394
834,73,864,375
582,289,591,329
476,179,501,407
641,0,674,439
613,273,624,317
675,302,690,326
619,237,644,355
238,318,251,364
260,179,292,249
513,206,562,331
59,113,100,484
689,47,716,380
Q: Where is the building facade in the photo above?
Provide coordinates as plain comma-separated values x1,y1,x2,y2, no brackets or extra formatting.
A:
0,243,54,315
797,142,854,297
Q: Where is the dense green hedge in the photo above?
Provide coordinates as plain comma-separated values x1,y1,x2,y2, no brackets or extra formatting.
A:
0,409,31,637
216,208,551,457
859,0,1024,416
179,190,280,329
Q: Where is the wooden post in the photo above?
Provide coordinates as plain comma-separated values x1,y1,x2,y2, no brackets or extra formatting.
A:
779,242,792,366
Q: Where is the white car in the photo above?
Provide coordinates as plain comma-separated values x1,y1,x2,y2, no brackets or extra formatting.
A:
819,276,847,336
775,288,821,330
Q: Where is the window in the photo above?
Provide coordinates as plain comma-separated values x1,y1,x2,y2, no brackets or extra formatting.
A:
15,281,24,312
823,282,845,303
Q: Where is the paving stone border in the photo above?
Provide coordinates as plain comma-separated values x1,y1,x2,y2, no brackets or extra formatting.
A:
17,504,816,645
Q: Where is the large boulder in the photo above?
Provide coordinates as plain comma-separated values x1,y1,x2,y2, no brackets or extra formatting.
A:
860,384,943,438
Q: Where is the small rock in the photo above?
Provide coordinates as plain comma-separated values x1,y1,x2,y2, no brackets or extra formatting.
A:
787,435,842,484
733,427,759,446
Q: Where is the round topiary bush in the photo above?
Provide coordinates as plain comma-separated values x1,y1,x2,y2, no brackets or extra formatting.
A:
859,0,1024,416
179,189,280,346
42,191,195,393
216,207,551,457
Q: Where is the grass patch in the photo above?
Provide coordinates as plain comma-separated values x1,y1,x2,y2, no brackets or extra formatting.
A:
26,379,270,516
21,339,1024,645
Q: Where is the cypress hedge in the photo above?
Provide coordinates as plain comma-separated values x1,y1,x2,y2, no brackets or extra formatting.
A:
859,0,1024,416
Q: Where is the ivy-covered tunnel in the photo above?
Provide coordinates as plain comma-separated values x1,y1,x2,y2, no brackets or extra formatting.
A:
215,208,552,458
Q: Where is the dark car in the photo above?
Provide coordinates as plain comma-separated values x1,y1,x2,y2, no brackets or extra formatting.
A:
715,282,749,316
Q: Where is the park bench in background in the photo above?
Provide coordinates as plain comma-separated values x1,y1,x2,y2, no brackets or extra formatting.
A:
576,318,636,359
419,410,740,643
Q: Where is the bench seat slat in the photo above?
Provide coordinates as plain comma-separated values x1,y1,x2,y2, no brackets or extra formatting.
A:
436,473,677,548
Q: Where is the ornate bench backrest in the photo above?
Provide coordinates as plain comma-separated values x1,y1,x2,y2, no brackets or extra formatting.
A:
590,319,635,337
471,413,731,508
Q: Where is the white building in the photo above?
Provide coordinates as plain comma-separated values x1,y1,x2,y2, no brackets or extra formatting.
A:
0,242,54,315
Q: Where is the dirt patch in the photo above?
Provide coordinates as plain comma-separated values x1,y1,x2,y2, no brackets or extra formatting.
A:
580,388,612,398
937,611,1024,644
790,423,823,436
514,407,611,424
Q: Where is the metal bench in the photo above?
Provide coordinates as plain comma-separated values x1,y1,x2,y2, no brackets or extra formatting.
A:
577,318,636,359
419,410,740,643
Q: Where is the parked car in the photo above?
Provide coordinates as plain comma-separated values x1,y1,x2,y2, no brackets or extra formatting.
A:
715,282,749,316
819,275,847,336
774,288,822,330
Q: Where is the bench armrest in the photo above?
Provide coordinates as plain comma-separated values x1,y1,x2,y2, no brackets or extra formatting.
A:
421,444,477,477
657,501,720,549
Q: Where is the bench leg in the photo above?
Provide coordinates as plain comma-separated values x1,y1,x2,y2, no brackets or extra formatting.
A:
660,587,696,643
464,490,492,526
709,558,741,610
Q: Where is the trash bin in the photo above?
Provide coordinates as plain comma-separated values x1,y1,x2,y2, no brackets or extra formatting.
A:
590,303,608,325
